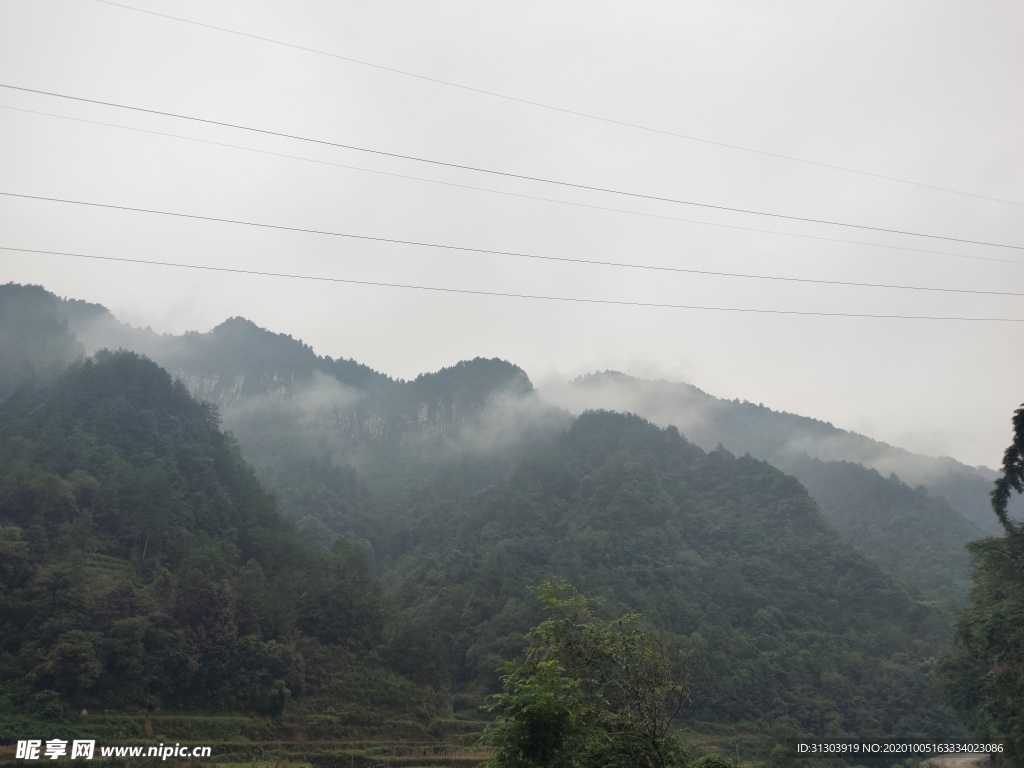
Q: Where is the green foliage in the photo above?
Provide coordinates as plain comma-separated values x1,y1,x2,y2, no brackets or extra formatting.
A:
0,284,980,754
991,402,1024,536
570,371,1007,536
410,358,533,412
40,630,103,702
941,401,1024,765
381,411,959,739
0,349,443,726
296,539,384,651
942,538,1024,764
482,581,686,768
784,455,979,604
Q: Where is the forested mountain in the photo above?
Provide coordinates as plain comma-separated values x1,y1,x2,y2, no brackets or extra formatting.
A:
0,282,977,757
60,302,392,411
558,372,1001,531
550,372,1001,603
375,409,960,739
52,290,1001,512
0,284,82,400
61,294,992,604
50,287,1002,504
778,455,982,602
0,348,443,726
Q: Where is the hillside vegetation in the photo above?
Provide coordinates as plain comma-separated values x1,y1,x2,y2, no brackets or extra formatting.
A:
0,283,987,764
0,349,445,741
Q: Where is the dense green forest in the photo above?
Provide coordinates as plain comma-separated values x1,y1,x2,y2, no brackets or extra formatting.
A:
0,349,445,714
941,402,1024,765
7,282,1020,765
564,371,1006,534
779,455,979,603
373,410,957,735
561,371,995,604
51,293,1000,607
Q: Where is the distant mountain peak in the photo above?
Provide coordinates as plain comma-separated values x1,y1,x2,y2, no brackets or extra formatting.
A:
555,370,1008,534
212,315,261,332
414,357,533,399
208,316,308,347
210,315,283,335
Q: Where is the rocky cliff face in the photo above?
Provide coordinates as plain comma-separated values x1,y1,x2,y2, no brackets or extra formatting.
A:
168,353,539,449
170,369,299,412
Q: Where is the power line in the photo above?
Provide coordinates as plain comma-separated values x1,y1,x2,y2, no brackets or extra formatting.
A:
6,104,1021,267
4,246,1021,322
2,83,1020,251
3,191,1020,297
4,105,1019,268
91,0,1022,208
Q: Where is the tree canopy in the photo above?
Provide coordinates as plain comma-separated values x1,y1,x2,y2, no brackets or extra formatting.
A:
482,580,687,768
0,350,442,725
991,403,1024,536
941,400,1024,765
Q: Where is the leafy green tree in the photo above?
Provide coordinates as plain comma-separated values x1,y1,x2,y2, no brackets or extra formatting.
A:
41,630,102,703
296,539,384,651
991,403,1024,536
942,401,1024,765
482,580,687,768
267,679,290,721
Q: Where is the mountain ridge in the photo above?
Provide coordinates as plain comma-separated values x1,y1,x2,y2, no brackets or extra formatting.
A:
0,282,978,748
2,283,997,603
553,370,1002,535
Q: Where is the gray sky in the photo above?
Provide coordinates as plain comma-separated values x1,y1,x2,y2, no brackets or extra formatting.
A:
1,0,1022,468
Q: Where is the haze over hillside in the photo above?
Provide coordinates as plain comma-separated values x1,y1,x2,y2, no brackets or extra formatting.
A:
547,371,1006,531
2,282,978,755
3,2,1021,761
4,0,1021,480
3,283,1004,607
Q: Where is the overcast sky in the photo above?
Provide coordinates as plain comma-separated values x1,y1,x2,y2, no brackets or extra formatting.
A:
1,0,1022,468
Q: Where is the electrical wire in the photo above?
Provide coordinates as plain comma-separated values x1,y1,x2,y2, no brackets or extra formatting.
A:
5,104,1021,267
4,246,1021,322
2,83,1020,250
3,191,1020,297
91,0,1023,208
